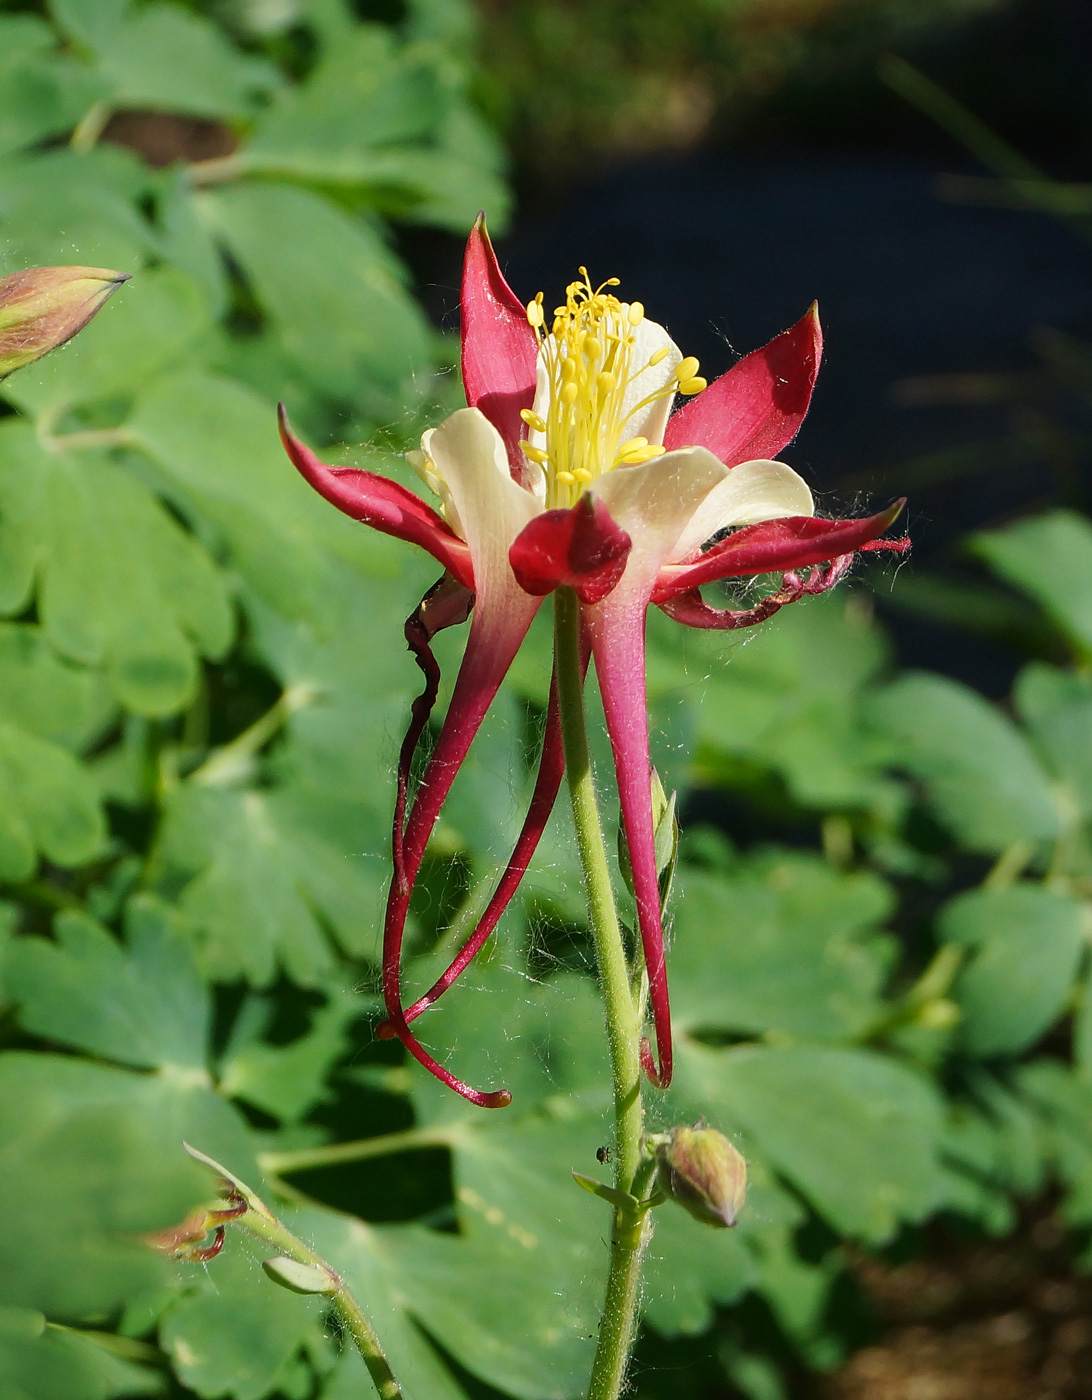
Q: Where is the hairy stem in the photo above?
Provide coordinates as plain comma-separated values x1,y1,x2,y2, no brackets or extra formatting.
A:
553,588,648,1400
185,1146,402,1400
234,1205,401,1400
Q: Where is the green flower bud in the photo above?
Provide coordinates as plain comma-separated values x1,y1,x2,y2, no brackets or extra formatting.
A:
0,265,130,379
652,1125,747,1229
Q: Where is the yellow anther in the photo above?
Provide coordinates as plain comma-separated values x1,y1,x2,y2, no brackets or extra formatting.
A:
648,346,671,367
617,436,649,455
561,382,578,404
597,371,616,393
526,300,544,329
520,409,547,432
583,334,601,358
675,356,700,383
556,470,576,485
628,302,644,326
572,467,593,483
562,357,577,380
678,376,707,395
521,443,548,464
619,444,667,464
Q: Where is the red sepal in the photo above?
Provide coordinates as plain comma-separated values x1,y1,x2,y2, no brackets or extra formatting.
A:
653,500,906,602
278,405,474,590
659,554,855,629
460,215,538,484
509,493,632,603
663,304,822,467
393,575,474,891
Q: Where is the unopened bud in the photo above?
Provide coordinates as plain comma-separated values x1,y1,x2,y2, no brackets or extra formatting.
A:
652,1125,747,1229
0,266,130,379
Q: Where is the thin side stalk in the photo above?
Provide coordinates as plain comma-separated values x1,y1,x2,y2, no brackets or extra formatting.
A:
234,1205,402,1400
184,1146,402,1400
553,588,649,1400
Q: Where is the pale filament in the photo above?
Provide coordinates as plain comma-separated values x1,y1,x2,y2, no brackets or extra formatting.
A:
521,271,706,509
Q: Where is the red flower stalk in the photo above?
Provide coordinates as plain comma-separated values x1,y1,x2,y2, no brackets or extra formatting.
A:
279,217,907,1106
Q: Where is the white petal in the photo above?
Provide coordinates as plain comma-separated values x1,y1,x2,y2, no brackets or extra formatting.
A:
425,408,541,595
617,314,681,447
593,447,727,582
667,458,815,564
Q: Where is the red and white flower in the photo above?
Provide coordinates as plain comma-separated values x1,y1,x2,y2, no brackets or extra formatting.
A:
280,217,906,1107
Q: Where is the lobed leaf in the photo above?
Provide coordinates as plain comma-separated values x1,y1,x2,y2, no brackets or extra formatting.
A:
7,897,209,1072
0,422,233,715
668,851,895,1041
867,671,1060,853
940,884,1086,1057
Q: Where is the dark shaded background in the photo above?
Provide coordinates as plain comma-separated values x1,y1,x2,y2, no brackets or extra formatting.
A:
410,0,1092,694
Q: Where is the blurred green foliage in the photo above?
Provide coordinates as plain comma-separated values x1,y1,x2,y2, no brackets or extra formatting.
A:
1,3,1092,1400
475,0,1009,179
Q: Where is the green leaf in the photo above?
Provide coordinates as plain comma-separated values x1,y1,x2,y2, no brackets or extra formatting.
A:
405,957,611,1127
0,1306,160,1400
939,884,1086,1057
4,265,208,422
47,0,128,53
293,1209,472,1400
0,422,233,715
127,370,379,621
61,2,280,119
678,1041,945,1244
655,592,894,809
0,1053,216,1319
0,624,113,751
751,1238,838,1359
0,147,153,272
205,183,431,401
162,1239,328,1400
219,986,365,1123
1014,662,1092,817
244,27,440,179
0,19,104,160
390,1113,604,1397
157,782,387,985
973,510,1092,658
668,851,894,1041
248,565,424,801
7,897,208,1072
1013,1060,1092,1226
641,1203,755,1337
867,672,1060,853
157,173,229,318
0,719,104,880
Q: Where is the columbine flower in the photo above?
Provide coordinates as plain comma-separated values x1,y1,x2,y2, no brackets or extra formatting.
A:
279,217,906,1107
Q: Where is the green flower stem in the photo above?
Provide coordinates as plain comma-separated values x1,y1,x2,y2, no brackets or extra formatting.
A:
258,1124,460,1176
553,588,649,1400
186,1146,402,1400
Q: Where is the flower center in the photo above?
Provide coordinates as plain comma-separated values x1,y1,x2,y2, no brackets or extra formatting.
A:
519,271,706,509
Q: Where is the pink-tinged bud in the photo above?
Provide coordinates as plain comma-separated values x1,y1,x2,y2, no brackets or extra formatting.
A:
0,266,130,379
652,1125,747,1229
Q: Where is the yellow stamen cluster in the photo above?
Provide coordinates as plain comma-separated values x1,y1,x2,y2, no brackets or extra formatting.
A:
519,270,704,507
